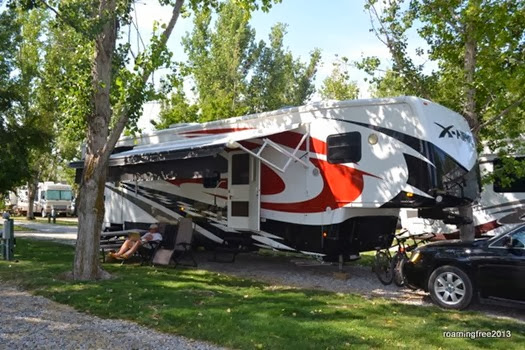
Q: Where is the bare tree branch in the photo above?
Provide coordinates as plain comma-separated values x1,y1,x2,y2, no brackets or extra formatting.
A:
367,2,389,47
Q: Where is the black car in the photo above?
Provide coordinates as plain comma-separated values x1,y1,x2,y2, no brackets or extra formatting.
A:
404,224,525,309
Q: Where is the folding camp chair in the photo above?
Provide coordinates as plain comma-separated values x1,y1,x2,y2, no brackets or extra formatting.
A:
138,222,178,265
151,218,197,267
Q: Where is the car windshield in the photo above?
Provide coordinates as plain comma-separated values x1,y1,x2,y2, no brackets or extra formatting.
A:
46,190,73,201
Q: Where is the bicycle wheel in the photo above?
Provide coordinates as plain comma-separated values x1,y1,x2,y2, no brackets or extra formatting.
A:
373,250,393,285
391,252,407,287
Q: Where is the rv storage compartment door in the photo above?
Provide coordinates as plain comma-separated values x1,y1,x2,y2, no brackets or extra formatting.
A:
228,152,260,230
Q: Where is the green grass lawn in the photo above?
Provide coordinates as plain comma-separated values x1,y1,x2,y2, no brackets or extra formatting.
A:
0,223,36,231
0,239,523,350
13,216,78,226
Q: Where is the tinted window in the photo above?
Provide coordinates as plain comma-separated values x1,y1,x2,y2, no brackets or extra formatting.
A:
493,157,525,193
231,154,250,185
327,132,361,164
511,231,525,248
491,226,525,247
231,201,249,217
46,190,73,200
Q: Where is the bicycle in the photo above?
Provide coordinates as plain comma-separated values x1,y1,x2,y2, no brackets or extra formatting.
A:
372,234,396,285
390,231,435,287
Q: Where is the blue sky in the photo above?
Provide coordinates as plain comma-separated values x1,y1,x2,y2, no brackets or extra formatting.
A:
250,0,386,68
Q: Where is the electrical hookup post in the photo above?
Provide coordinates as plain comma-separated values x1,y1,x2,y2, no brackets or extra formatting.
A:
2,212,15,261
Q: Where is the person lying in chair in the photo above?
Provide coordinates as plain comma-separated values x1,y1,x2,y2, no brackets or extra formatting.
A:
109,224,163,260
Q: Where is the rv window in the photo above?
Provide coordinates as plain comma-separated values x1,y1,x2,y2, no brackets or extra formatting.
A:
48,190,71,200
327,132,361,164
40,191,45,200
493,158,525,193
203,171,221,188
231,153,250,185
231,201,249,217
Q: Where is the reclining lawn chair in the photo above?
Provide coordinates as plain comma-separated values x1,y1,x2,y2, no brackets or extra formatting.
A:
151,217,197,267
137,223,178,265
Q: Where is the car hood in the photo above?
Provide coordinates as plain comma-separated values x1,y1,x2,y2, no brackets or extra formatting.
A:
421,238,489,250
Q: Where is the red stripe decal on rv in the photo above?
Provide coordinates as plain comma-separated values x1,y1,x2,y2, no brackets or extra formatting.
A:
475,220,501,234
238,140,260,150
261,159,377,213
260,164,286,195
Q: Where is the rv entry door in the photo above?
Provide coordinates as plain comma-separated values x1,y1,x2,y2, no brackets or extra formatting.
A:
227,152,260,230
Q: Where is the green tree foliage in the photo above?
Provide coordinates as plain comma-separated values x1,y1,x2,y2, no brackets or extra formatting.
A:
361,0,524,142
159,1,320,127
319,56,359,100
13,0,281,280
0,6,52,196
0,9,27,194
247,23,321,113
368,69,407,98
182,2,257,121
360,0,525,239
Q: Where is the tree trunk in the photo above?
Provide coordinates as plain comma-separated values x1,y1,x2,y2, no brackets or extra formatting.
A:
26,179,38,220
459,0,480,242
72,0,184,280
74,160,109,279
73,0,116,280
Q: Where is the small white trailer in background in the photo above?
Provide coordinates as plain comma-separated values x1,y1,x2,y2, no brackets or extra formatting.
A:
12,182,75,217
72,96,480,260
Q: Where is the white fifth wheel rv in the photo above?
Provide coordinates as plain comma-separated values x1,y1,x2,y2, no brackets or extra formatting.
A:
401,150,525,238
72,96,479,260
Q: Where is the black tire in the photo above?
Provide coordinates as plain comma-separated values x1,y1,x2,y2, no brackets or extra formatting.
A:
428,265,473,310
373,250,393,285
391,253,407,287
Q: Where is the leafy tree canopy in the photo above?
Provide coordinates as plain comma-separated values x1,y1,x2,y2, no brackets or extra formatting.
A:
158,0,321,128
319,56,359,100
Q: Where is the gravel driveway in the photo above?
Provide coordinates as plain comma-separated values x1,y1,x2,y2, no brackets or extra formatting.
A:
0,284,224,350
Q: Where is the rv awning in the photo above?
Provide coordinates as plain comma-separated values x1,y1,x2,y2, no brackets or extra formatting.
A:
107,122,304,167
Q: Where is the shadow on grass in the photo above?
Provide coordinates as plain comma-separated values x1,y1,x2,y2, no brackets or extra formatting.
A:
1,239,523,350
